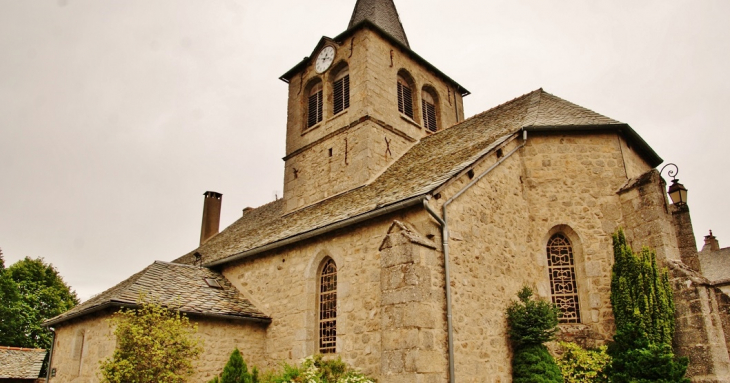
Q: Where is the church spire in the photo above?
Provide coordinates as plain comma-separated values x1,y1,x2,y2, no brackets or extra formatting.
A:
348,0,409,48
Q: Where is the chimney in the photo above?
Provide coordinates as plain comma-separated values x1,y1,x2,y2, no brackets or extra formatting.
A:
702,230,720,252
200,191,222,245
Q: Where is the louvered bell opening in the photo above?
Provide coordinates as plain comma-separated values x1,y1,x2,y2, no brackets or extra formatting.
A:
423,100,437,132
402,86,413,118
333,74,349,115
308,90,323,128
397,82,405,114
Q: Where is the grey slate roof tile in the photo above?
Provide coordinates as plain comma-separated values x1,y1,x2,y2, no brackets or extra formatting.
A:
177,89,630,267
0,347,46,379
44,261,269,326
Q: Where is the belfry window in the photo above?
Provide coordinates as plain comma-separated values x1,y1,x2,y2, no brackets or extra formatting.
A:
422,89,438,132
333,67,350,115
397,75,414,119
547,234,581,323
318,258,337,353
308,82,323,128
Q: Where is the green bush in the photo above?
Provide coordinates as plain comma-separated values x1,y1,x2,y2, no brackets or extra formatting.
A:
212,354,374,383
506,286,560,348
208,348,259,383
512,344,563,383
507,286,562,383
556,342,609,383
608,229,688,383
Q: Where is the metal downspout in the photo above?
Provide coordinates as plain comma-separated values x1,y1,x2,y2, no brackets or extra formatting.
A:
423,131,527,383
46,327,55,382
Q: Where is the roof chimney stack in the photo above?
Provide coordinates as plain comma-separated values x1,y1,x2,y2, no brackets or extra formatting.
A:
200,191,222,245
702,230,720,252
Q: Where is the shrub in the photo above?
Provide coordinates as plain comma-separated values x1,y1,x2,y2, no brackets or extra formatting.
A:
556,342,609,383
99,298,201,383
214,354,375,383
608,229,688,383
512,344,563,383
507,286,562,383
208,347,259,383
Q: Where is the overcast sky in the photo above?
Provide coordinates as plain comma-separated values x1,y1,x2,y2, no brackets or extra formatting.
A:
1,0,728,301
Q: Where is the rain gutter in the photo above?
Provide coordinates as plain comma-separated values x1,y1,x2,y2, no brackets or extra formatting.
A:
422,131,527,383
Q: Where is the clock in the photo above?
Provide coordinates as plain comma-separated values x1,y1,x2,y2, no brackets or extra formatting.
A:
315,46,336,73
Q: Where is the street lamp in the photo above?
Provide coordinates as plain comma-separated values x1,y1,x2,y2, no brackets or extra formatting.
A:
660,163,688,205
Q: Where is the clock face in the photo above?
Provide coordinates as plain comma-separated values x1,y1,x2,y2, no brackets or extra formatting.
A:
315,46,336,73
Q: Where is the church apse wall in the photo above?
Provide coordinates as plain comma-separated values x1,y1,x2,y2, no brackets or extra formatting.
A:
425,132,654,382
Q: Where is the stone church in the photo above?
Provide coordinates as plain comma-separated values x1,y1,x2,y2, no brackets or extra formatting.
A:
43,0,730,382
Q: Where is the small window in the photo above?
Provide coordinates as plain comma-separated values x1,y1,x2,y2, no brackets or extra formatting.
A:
422,90,438,132
397,75,414,119
308,82,323,128
204,277,222,289
547,234,581,323
318,258,337,353
333,67,350,115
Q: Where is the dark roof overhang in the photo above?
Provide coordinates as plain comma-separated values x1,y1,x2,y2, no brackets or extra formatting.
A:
42,300,272,328
522,123,663,168
279,20,470,97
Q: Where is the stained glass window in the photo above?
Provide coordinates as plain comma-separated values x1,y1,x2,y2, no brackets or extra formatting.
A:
318,258,337,353
547,234,581,323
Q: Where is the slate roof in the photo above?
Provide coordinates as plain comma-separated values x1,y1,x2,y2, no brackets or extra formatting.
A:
348,0,409,47
175,89,660,268
0,347,46,379
44,261,270,326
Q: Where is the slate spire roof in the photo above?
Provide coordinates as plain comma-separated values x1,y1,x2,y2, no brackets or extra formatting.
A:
348,0,409,47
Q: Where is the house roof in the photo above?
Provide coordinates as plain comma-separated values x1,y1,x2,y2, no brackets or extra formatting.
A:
0,346,46,379
175,89,661,268
348,0,409,47
44,261,270,327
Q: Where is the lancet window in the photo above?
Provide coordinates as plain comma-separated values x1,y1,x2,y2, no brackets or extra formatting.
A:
422,89,438,132
333,67,350,115
397,74,414,118
547,234,581,323
318,258,337,353
308,82,323,128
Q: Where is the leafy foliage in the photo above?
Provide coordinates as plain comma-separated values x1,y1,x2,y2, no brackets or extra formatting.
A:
0,249,26,347
208,347,260,383
608,229,688,383
99,299,202,383
212,354,374,383
507,286,562,383
0,255,78,349
512,344,564,383
506,286,560,348
556,342,610,383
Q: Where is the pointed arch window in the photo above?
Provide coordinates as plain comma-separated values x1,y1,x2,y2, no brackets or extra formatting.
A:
308,82,323,128
547,234,581,323
397,75,414,119
333,67,350,115
318,258,337,353
422,89,438,132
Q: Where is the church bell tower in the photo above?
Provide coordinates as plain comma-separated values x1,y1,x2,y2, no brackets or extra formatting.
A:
279,0,469,213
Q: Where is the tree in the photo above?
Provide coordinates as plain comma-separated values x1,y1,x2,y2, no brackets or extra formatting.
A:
607,229,688,383
506,286,563,383
208,348,259,383
0,249,26,346
99,298,202,383
1,255,78,349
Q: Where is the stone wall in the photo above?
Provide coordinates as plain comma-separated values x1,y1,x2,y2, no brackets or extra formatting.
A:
283,28,465,213
48,310,267,383
221,208,435,378
416,132,654,382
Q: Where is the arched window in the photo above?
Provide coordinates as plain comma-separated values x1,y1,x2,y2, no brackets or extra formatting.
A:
333,66,350,115
397,73,414,119
547,234,581,323
421,88,438,132
307,81,323,128
318,258,337,353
